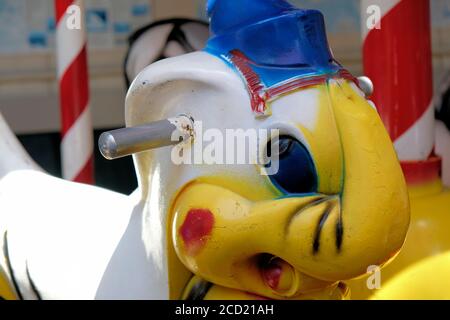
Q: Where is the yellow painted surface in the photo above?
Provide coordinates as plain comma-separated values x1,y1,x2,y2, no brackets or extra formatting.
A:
0,269,16,300
347,181,450,299
371,251,450,300
300,84,344,196
166,175,281,299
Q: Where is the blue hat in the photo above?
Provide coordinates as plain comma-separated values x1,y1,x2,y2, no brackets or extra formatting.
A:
204,0,342,87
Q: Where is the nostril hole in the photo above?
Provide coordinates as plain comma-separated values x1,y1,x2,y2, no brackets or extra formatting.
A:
258,254,296,294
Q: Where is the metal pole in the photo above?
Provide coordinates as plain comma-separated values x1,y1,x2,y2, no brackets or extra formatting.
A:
99,115,194,160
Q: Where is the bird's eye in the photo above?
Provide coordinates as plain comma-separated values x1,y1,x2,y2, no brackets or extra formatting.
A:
265,136,317,194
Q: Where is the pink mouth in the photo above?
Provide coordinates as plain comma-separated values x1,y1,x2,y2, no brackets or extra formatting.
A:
259,254,283,290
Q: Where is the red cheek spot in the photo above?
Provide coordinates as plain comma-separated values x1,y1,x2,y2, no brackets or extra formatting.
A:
179,209,214,256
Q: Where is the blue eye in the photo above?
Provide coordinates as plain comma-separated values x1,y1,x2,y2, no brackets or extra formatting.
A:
265,136,318,194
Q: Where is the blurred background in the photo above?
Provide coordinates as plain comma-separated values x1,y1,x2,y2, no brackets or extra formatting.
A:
1,0,449,194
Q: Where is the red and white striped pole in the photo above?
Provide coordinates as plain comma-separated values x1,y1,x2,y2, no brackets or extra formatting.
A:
362,0,440,184
55,0,94,184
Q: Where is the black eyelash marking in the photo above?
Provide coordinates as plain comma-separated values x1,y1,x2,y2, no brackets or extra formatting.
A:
313,203,333,255
3,231,23,300
26,262,42,300
285,196,329,235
